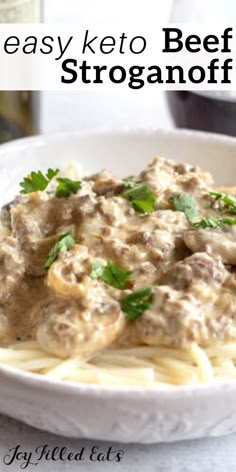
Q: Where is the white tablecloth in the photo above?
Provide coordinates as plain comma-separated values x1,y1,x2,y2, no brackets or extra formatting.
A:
1,2,236,470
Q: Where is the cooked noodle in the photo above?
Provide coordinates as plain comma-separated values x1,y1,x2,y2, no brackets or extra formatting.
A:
0,340,235,387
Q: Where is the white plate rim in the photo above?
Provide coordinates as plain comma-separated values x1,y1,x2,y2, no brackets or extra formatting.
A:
1,126,236,157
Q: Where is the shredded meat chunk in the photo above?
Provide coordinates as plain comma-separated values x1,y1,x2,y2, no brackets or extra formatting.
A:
136,285,205,348
0,237,25,303
139,156,213,209
184,227,236,265
92,169,123,195
163,253,228,290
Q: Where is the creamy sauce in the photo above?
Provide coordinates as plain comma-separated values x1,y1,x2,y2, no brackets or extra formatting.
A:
1,156,236,359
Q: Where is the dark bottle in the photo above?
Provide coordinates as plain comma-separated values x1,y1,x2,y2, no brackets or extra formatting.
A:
166,91,236,137
0,0,41,144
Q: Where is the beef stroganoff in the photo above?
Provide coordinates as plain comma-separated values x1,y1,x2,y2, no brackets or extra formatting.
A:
1,156,236,386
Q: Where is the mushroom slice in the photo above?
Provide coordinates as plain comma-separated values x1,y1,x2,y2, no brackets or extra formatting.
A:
47,244,91,298
184,228,236,265
36,293,126,359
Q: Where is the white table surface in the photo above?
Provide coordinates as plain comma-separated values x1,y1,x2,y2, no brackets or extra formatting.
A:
1,2,236,471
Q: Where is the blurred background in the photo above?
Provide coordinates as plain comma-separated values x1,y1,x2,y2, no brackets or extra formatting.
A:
42,0,173,136
42,0,236,139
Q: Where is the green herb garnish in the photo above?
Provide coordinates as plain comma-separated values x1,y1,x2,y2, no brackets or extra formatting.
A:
20,168,59,194
194,216,236,229
171,193,236,229
56,178,82,198
102,261,132,289
44,231,76,270
90,260,131,289
90,260,105,280
171,193,199,222
122,179,142,189
123,181,155,214
121,287,153,320
210,191,236,214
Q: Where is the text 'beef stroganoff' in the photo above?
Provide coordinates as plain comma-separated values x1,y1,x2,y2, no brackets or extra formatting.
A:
1,157,236,386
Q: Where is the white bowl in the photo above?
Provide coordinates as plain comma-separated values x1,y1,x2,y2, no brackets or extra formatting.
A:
1,128,236,443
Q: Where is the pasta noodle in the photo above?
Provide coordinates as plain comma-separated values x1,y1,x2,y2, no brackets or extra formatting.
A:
0,340,235,387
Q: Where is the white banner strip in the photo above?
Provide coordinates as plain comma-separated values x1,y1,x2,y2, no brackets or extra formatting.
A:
0,24,235,90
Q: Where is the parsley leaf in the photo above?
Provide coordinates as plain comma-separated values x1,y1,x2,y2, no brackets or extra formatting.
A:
47,169,59,181
90,260,104,280
20,168,59,194
210,191,236,214
172,193,236,229
90,260,131,289
122,179,143,189
121,287,153,320
123,181,155,214
56,178,82,198
171,193,199,222
102,261,132,289
44,231,76,270
194,216,236,229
